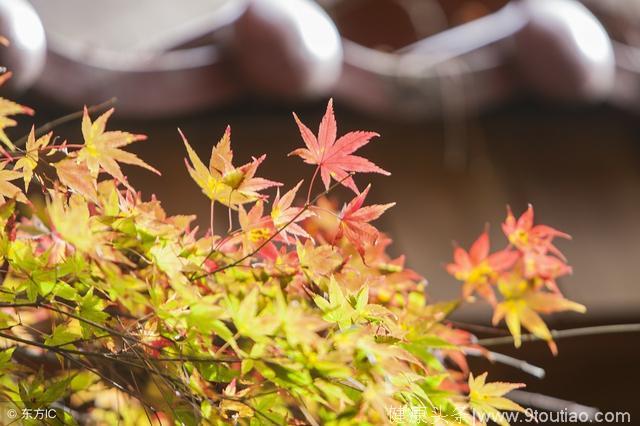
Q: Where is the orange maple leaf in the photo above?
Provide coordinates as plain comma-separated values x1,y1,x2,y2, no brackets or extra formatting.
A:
446,231,519,305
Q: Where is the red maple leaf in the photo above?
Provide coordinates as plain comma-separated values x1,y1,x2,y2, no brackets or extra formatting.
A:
336,184,394,255
289,99,389,193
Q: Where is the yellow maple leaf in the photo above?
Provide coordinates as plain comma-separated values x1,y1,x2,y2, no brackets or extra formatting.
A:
46,192,130,266
77,107,159,186
14,127,51,191
54,158,99,203
180,127,280,208
0,95,34,150
469,372,525,426
0,161,27,204
48,192,93,253
492,274,586,353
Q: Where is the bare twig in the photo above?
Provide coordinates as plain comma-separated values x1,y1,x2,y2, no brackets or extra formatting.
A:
192,172,352,281
464,348,546,379
508,389,599,419
447,320,510,336
13,98,117,149
476,323,640,347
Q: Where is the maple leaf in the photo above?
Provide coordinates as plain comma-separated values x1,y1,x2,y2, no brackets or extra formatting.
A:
336,184,394,255
313,276,359,329
492,273,586,354
468,372,525,426
521,251,572,294
296,239,344,289
14,127,51,191
77,107,159,185
181,127,280,208
446,231,518,305
0,92,34,150
503,205,570,259
289,99,389,193
220,378,254,420
0,161,27,204
237,200,278,260
48,192,98,254
271,180,314,243
313,277,385,333
228,288,279,341
502,206,573,293
54,158,99,203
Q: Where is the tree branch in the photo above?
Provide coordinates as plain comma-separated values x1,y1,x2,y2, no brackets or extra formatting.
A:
191,172,353,281
13,98,117,149
476,323,640,347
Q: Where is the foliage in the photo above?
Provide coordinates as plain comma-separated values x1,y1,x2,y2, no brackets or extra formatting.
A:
0,59,585,425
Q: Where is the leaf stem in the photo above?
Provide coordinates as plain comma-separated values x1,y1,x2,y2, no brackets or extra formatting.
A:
306,165,320,204
210,200,215,251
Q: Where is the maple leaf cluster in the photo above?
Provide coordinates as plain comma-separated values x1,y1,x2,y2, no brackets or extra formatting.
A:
447,206,585,354
0,56,585,426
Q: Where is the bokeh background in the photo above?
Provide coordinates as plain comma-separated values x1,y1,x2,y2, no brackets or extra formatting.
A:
3,0,640,422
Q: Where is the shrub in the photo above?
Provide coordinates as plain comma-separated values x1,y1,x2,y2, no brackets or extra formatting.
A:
0,62,584,425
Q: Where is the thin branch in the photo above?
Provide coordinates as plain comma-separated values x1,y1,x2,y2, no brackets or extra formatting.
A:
446,320,510,336
1,328,288,423
476,323,640,347
13,98,117,149
508,389,599,419
0,300,176,357
0,329,119,359
50,333,112,348
55,346,159,416
192,172,353,280
0,321,252,364
464,348,545,379
123,335,196,418
0,328,230,388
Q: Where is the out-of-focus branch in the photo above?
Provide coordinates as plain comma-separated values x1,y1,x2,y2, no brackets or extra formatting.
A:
477,323,640,347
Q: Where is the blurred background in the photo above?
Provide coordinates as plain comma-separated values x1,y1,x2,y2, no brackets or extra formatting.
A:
1,0,639,421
